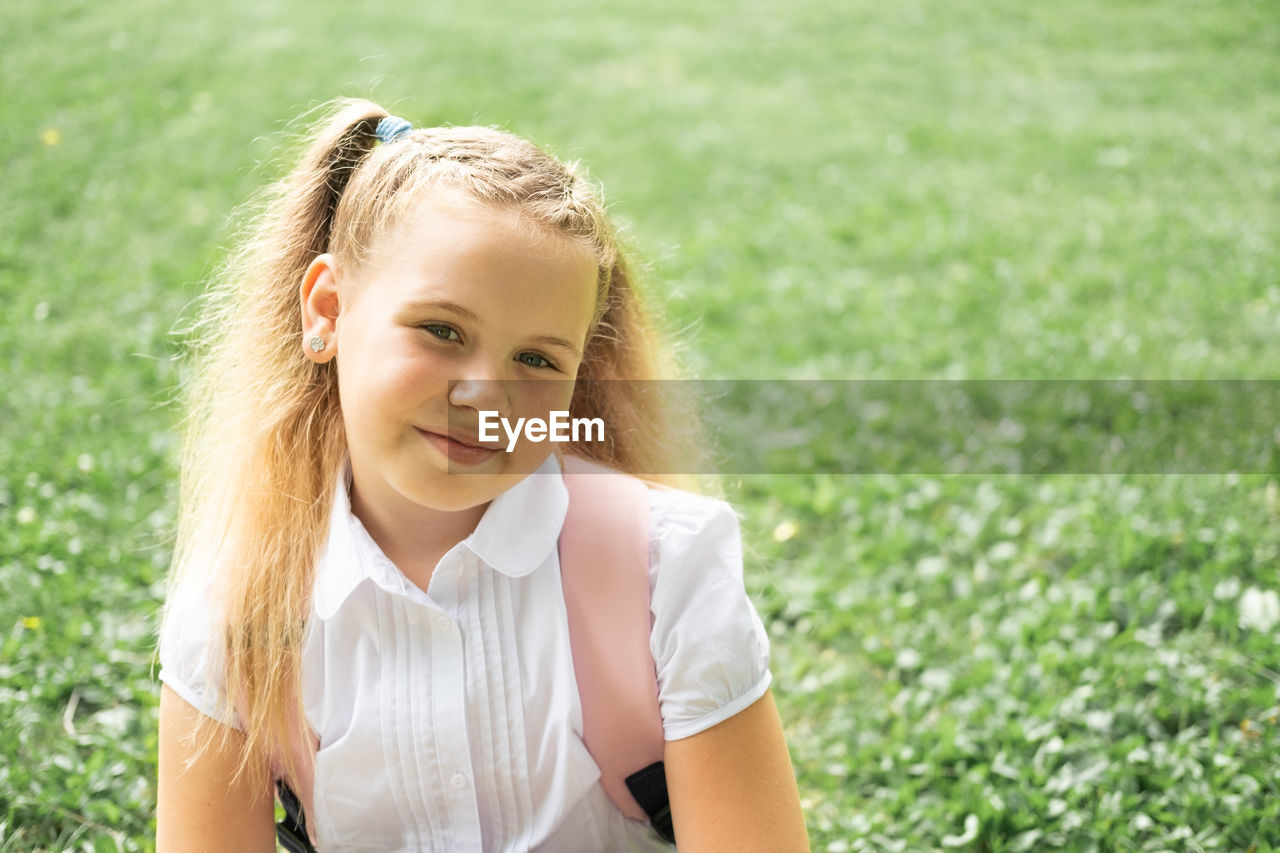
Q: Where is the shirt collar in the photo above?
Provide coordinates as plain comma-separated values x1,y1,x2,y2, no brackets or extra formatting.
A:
313,453,569,619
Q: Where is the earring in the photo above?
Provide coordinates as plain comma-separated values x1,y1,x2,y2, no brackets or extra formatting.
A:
308,335,326,353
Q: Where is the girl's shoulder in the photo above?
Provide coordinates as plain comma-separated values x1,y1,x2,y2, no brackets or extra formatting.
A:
157,572,237,728
643,483,744,564
644,481,739,520
637,484,772,742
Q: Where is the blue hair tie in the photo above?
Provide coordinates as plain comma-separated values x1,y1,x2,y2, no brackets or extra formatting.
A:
375,115,413,145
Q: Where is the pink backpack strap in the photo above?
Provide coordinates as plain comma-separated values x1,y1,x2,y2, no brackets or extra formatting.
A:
558,454,669,835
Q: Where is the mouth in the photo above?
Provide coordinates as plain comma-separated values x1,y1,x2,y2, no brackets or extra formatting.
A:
416,427,501,468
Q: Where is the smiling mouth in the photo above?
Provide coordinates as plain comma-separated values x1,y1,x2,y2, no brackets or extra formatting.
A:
417,428,500,467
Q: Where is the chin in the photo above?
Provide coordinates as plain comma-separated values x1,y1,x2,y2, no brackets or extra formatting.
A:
406,472,519,512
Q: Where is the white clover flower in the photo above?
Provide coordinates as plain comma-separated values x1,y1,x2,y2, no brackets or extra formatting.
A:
1239,587,1280,633
916,555,946,578
894,648,922,670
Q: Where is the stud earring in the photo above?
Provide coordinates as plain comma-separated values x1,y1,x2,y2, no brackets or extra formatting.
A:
308,336,326,353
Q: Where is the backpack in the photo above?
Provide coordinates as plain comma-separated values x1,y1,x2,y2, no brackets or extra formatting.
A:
272,454,675,850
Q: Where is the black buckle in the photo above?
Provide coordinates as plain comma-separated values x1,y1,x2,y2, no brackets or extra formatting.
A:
276,780,317,853
624,761,676,844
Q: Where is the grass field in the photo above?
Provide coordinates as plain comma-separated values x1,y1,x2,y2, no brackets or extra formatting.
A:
2,0,1278,849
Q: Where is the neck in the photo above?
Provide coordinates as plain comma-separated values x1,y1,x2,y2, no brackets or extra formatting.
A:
348,476,489,592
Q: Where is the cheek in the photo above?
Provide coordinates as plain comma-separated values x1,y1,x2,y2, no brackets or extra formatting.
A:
383,354,448,394
339,338,452,412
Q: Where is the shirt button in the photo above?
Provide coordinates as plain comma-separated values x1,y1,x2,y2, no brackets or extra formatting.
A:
434,614,451,631
450,772,468,789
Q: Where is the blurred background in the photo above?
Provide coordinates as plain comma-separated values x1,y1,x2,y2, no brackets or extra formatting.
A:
1,0,1277,849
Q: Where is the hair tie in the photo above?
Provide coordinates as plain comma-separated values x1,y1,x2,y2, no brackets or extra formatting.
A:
375,115,413,145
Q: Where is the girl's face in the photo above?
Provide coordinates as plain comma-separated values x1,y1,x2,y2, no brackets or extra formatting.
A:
301,190,598,520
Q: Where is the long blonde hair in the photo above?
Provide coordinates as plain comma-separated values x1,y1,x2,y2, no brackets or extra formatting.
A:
164,98,701,788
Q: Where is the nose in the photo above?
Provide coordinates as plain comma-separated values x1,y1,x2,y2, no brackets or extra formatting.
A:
447,360,511,415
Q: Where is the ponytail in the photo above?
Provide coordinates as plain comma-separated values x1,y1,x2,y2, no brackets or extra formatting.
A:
274,102,387,266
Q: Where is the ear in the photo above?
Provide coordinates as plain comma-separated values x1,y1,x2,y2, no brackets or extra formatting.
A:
300,254,341,363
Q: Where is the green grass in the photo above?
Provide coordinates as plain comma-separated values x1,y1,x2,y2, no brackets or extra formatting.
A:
2,0,1278,849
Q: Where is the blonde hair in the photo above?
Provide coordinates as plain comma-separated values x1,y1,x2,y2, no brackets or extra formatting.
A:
164,98,702,788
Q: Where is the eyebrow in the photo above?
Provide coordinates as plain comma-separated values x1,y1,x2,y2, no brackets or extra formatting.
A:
403,298,481,323
525,334,583,358
402,298,583,358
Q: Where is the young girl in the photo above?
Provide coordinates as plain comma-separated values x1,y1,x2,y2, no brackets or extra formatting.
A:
156,98,808,851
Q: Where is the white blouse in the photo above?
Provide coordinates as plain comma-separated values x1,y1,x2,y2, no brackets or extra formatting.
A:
159,453,773,852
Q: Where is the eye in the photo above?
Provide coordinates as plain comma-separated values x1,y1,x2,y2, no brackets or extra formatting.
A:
516,351,556,370
422,323,461,342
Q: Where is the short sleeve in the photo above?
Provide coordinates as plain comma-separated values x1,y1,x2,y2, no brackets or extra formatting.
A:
157,579,239,728
648,490,772,741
